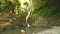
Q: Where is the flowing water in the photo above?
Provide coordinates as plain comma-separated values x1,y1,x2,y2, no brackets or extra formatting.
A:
26,0,32,27
19,0,33,27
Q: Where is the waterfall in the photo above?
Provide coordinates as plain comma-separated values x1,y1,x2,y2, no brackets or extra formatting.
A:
19,0,33,27
26,1,32,27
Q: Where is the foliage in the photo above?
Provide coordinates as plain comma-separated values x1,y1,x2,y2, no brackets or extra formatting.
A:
32,0,60,19
0,0,20,12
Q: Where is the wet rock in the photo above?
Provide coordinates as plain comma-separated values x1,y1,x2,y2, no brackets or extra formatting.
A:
36,27,59,34
0,22,13,31
28,14,48,27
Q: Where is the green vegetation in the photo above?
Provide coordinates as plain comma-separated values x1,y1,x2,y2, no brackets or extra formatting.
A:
0,0,60,31
32,0,60,19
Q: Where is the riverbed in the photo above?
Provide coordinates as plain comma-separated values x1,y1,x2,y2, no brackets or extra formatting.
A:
0,26,60,34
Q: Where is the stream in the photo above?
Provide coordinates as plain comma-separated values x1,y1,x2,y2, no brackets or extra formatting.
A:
0,26,60,34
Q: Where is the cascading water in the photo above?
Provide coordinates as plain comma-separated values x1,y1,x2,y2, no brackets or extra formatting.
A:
19,0,33,27
26,1,32,27
26,0,34,27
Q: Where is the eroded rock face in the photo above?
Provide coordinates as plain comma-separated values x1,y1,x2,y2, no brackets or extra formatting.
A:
0,12,20,30
0,22,13,31
48,19,60,26
28,14,48,27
